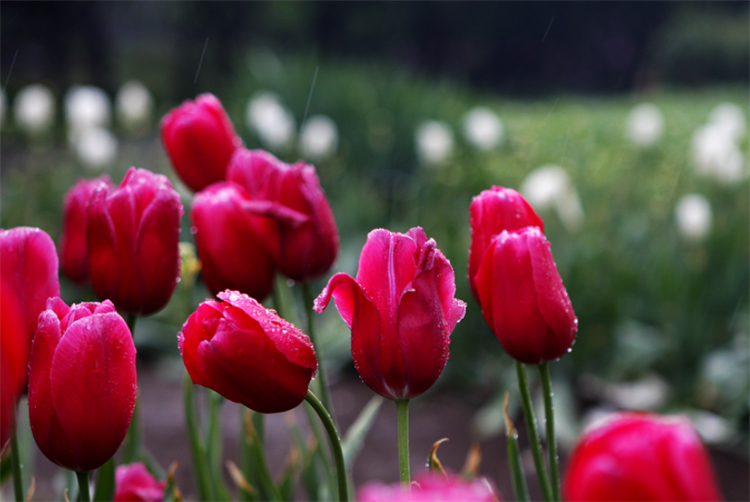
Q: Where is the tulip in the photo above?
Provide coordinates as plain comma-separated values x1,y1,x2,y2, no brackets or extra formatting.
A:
191,182,277,300
60,176,113,284
474,226,576,365
562,413,723,501
358,472,499,502
28,298,137,472
114,462,165,502
468,186,543,302
0,279,28,447
179,290,318,413
228,148,339,282
315,227,466,400
0,227,60,347
86,167,183,316
161,93,243,192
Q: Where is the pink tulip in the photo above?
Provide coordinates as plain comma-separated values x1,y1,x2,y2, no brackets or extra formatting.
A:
28,298,137,472
114,462,165,502
358,472,499,502
0,279,28,447
315,227,466,400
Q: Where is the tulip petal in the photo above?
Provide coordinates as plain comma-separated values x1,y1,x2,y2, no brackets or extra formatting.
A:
179,301,222,388
87,186,122,306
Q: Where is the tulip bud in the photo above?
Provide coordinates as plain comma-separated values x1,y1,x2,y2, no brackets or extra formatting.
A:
161,93,243,192
474,226,577,365
114,462,166,502
228,148,339,282
0,227,60,348
86,167,183,316
468,186,543,302
60,176,113,284
0,279,28,447
358,471,499,502
179,290,318,413
191,182,277,300
315,227,466,400
28,298,137,472
562,413,723,501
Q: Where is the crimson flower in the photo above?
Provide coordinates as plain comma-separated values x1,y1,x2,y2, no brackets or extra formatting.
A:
0,279,28,447
358,471,499,502
315,227,466,400
114,462,166,502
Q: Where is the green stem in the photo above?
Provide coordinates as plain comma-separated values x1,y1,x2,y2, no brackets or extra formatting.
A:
184,374,214,501
302,282,334,414
93,457,115,501
76,471,91,502
304,390,349,502
271,277,287,321
396,399,411,487
10,430,23,502
515,361,552,502
539,363,560,501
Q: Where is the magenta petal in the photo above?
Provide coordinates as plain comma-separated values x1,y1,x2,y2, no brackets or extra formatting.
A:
87,186,121,305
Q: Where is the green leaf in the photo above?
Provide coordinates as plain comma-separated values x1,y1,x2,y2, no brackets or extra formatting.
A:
93,457,116,501
342,395,383,471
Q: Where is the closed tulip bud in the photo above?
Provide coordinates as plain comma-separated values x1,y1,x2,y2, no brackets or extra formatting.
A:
468,186,543,302
114,462,166,502
1,280,28,447
0,227,60,348
563,413,723,501
161,93,243,192
358,471,499,502
315,227,466,400
60,176,113,284
228,148,339,282
474,226,576,365
179,290,318,413
191,182,277,300
28,298,137,472
86,167,183,316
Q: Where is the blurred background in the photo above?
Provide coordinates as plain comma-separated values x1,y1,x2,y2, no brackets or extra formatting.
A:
1,1,748,500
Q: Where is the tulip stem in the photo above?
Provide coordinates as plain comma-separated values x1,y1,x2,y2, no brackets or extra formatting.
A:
10,430,23,502
305,390,349,502
302,282,334,414
515,361,552,502
396,399,411,487
76,471,91,502
539,363,560,501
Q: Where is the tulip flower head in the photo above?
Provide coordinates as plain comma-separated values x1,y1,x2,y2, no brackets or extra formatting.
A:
358,471,499,502
562,413,723,501
114,462,166,502
315,227,466,400
86,167,183,316
0,279,28,447
28,298,137,472
179,290,318,413
161,93,243,192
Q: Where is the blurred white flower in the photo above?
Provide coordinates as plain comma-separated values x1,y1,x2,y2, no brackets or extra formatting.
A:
299,115,338,160
462,106,504,151
603,373,670,411
691,124,745,184
675,193,712,241
521,164,584,232
688,410,733,444
0,88,5,126
708,102,746,142
75,126,118,170
116,80,154,131
65,86,111,142
14,84,56,135
625,103,664,147
246,91,296,150
415,120,453,165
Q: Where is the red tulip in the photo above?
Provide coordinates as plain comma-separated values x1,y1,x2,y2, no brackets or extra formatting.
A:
86,167,183,316
161,93,243,192
60,176,113,284
358,471,499,502
114,462,166,502
474,226,577,364
468,186,543,302
315,227,466,400
28,298,137,472
228,148,339,282
179,290,318,413
191,182,277,300
0,227,60,347
0,279,28,447
562,413,723,501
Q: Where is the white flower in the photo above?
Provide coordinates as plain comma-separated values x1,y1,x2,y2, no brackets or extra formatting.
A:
75,126,118,170
14,84,56,135
246,91,296,150
415,120,453,165
625,103,664,147
299,115,338,160
462,107,504,151
708,102,746,142
691,124,745,184
64,86,111,142
521,164,584,232
675,193,712,241
116,80,154,131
